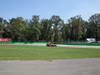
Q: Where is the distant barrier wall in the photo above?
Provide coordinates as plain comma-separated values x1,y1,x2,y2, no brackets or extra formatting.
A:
0,42,48,44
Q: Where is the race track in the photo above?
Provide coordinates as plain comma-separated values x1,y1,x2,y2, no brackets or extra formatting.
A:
1,44,100,48
0,58,100,75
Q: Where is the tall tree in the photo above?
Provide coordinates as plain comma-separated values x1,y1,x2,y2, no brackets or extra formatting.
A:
50,15,64,42
29,15,41,41
40,19,51,41
62,24,70,42
88,14,100,41
9,17,27,41
0,17,8,38
68,16,85,41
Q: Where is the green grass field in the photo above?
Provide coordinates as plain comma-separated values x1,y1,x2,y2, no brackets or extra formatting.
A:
0,45,100,60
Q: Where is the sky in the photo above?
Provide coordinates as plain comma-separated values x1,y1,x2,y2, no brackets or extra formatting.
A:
0,0,100,21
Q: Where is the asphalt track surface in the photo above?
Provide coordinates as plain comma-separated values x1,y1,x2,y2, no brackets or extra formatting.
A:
1,44,100,48
0,58,100,75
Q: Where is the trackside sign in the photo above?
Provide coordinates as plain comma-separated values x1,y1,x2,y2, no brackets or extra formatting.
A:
0,38,12,42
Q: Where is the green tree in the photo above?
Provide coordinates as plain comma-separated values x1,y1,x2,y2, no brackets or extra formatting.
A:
62,24,70,42
88,14,100,41
0,17,8,38
68,16,85,41
40,19,51,41
9,17,27,41
29,16,41,41
50,15,64,42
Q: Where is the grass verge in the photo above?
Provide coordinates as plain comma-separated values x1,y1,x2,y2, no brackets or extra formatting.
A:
0,45,100,60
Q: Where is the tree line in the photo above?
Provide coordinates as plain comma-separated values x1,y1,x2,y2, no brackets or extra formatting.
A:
0,14,100,42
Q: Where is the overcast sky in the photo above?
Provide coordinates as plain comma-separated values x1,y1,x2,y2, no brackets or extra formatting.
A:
0,0,100,21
